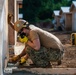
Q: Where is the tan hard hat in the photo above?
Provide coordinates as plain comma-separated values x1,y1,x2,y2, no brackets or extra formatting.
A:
14,20,28,32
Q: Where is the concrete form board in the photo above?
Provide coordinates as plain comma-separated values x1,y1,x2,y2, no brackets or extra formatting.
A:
8,0,15,45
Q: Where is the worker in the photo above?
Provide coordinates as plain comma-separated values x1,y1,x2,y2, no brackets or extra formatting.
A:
8,14,64,67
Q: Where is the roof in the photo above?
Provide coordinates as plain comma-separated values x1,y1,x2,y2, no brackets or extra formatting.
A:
72,1,76,7
53,10,60,16
59,7,70,15
61,7,70,13
70,1,76,11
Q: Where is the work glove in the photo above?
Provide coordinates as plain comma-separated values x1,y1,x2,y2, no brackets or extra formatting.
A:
8,13,13,24
9,55,20,63
18,57,27,65
19,36,28,43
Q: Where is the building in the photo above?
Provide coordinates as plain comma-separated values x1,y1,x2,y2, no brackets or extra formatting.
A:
59,7,72,31
0,0,23,74
70,1,76,31
52,10,61,30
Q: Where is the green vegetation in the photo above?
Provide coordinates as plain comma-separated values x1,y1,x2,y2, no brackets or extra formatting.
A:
22,0,72,23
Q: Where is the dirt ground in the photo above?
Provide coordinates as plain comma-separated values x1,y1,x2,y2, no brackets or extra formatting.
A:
51,31,76,68
9,31,76,68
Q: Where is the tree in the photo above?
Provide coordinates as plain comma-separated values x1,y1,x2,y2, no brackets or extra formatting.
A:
22,0,72,23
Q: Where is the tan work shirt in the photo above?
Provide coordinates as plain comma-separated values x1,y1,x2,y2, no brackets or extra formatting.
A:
29,25,64,51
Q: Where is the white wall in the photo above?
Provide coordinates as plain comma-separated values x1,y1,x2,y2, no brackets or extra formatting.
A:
0,0,8,75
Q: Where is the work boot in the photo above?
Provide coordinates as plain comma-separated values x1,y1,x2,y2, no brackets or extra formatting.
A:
9,55,20,64
15,57,27,67
57,60,62,65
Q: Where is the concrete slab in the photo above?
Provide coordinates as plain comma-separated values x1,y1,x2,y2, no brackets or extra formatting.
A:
7,44,76,75
7,68,76,75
